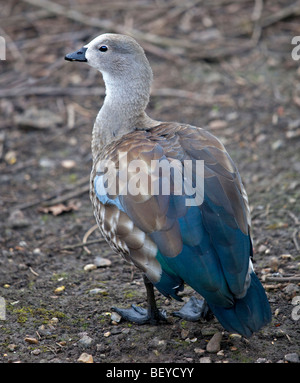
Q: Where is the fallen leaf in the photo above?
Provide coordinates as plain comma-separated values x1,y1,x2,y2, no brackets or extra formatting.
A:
24,337,38,345
38,200,81,216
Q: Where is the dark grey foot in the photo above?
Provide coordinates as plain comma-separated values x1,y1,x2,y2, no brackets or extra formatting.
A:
112,304,167,325
173,296,210,321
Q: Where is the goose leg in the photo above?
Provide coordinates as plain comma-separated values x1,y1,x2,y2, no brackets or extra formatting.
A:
112,274,167,325
173,296,211,321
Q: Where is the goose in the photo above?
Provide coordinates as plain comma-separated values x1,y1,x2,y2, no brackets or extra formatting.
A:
65,33,271,337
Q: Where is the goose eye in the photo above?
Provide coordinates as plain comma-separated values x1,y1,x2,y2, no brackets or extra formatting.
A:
99,45,108,52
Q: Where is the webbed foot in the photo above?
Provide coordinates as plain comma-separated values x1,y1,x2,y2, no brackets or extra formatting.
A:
112,304,167,325
173,296,210,321
112,274,168,325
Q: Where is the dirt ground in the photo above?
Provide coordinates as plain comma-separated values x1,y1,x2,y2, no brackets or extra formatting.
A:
0,0,300,364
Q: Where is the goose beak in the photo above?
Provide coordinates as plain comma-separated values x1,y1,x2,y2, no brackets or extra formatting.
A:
65,47,87,62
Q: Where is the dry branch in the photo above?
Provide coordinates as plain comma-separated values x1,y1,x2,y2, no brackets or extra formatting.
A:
0,86,235,106
21,0,196,49
82,224,99,255
0,86,106,98
265,275,300,283
60,238,106,251
261,0,300,28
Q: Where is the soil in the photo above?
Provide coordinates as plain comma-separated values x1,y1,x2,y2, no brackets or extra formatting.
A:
0,0,300,364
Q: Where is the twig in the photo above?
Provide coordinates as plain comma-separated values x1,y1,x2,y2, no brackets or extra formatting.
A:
13,175,90,211
67,104,75,129
152,88,235,106
21,0,197,50
0,86,106,98
287,210,300,226
292,229,300,252
60,238,106,251
29,267,39,276
0,10,51,26
260,1,300,28
251,0,264,45
0,132,5,160
265,275,300,282
0,86,235,106
1,158,37,174
82,224,99,254
41,184,89,207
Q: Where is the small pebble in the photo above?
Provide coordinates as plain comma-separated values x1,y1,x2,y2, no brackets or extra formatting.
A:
39,157,56,168
256,358,267,363
284,353,299,363
209,120,228,130
229,333,242,340
83,263,97,272
206,331,222,353
111,312,122,323
33,248,42,256
258,244,267,253
50,317,59,324
7,344,17,352
201,327,219,336
4,150,17,165
199,357,212,363
104,331,111,337
181,329,189,339
149,337,166,349
89,288,107,295
54,286,65,294
8,209,30,229
31,349,41,356
269,256,279,272
79,334,93,348
94,256,112,268
77,353,93,363
283,283,300,297
61,159,76,169
194,348,205,355
271,140,283,151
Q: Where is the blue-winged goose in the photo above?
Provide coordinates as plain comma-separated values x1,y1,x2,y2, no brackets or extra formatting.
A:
65,34,271,337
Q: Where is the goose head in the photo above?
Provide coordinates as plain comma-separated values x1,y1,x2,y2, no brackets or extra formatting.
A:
65,33,153,90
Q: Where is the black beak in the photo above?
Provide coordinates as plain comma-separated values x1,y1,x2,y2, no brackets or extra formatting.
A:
65,47,87,62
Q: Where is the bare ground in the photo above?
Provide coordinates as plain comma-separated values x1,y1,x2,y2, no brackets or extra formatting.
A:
0,0,300,363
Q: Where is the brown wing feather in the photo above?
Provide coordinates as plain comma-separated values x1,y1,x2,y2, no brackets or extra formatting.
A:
90,122,251,283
